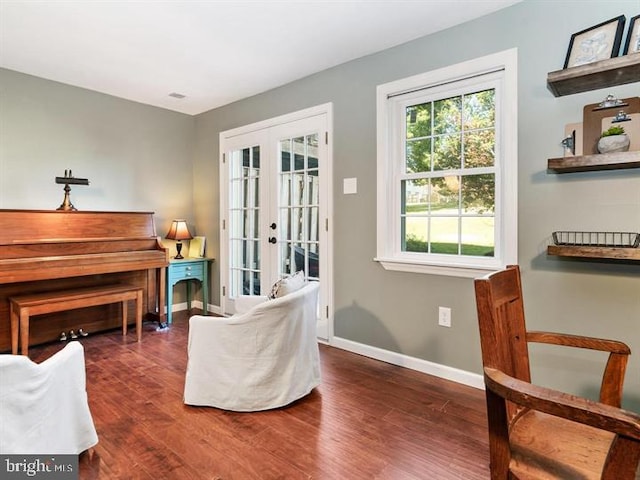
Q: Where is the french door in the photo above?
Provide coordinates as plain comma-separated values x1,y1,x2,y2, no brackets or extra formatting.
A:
220,106,332,339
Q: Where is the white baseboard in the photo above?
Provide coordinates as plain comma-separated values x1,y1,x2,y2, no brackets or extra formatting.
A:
330,336,484,390
170,301,223,316
167,304,482,389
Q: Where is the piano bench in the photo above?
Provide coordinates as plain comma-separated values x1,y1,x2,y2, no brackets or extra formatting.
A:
9,284,144,356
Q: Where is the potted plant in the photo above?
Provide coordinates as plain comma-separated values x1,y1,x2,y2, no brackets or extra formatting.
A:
597,125,630,154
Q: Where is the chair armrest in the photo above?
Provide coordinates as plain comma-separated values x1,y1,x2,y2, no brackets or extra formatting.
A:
484,367,640,440
527,331,630,354
527,331,630,408
234,295,269,314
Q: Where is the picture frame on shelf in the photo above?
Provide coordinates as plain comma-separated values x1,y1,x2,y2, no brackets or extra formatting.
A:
188,236,206,258
623,15,640,55
601,113,639,152
563,122,583,157
582,96,639,155
563,15,626,68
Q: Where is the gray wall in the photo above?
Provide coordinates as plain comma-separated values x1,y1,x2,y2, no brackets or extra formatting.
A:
193,0,640,410
0,69,196,233
0,68,196,292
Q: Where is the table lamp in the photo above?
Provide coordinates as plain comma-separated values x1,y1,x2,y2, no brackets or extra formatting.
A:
166,219,193,259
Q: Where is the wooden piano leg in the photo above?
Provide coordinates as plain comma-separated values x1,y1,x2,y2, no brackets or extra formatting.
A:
136,289,143,342
157,266,167,329
9,301,19,355
122,300,128,337
19,309,29,356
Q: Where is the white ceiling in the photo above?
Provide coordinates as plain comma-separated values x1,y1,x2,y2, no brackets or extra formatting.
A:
0,0,521,115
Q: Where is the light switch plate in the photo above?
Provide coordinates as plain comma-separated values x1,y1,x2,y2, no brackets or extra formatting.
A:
343,177,357,194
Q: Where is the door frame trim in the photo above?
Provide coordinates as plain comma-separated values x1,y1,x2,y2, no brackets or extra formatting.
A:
219,103,334,341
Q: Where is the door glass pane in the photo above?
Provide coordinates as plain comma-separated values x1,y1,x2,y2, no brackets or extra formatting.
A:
277,133,320,282
307,207,319,242
281,139,291,172
280,173,291,205
291,207,303,245
292,173,304,206
229,146,261,297
308,172,319,205
293,137,305,171
279,207,291,240
280,242,292,275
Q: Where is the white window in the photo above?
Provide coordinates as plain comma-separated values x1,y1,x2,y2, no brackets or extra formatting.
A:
376,49,518,278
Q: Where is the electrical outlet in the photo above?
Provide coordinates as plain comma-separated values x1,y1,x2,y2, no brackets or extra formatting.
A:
438,306,451,327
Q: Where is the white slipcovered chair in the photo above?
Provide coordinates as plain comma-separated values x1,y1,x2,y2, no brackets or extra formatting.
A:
0,341,98,454
184,281,321,412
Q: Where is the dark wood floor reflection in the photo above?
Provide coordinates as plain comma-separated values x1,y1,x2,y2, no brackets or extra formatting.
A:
29,311,490,479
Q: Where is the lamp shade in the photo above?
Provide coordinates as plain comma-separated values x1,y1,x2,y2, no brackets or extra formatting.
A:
165,220,193,241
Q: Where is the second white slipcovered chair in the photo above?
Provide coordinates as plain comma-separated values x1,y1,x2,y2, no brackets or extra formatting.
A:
184,281,321,412
0,342,99,454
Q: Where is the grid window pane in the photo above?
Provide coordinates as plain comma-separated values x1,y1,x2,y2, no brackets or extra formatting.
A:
406,103,431,139
464,130,495,168
430,216,459,254
462,174,495,214
402,216,429,252
463,89,495,130
406,138,431,173
461,217,494,256
431,176,460,211
433,134,461,171
434,96,461,135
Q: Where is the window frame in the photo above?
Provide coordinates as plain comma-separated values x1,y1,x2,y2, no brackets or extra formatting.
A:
375,49,518,278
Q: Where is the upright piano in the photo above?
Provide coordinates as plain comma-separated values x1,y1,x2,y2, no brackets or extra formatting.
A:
0,209,168,352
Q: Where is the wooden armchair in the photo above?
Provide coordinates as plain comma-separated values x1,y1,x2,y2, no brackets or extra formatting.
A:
474,265,640,479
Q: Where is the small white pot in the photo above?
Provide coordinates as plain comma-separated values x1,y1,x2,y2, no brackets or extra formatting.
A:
597,134,630,154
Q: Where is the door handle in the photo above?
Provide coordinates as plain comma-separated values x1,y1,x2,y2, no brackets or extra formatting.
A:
268,237,277,244
270,223,277,230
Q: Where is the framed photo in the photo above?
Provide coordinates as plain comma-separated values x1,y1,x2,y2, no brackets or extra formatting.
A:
564,15,626,68
188,236,206,258
623,15,640,55
582,96,640,154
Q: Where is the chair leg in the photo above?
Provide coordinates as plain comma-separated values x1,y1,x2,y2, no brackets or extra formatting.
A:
601,436,640,480
485,387,511,479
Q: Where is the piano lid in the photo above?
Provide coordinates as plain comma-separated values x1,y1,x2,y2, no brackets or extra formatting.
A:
0,209,159,245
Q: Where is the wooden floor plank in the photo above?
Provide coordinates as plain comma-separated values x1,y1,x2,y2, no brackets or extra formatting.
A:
25,311,490,479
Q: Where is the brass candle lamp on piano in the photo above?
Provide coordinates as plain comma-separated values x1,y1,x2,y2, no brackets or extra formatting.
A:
55,169,89,211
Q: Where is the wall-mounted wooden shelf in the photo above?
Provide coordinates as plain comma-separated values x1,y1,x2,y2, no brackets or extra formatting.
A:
547,55,640,97
545,55,640,266
547,151,640,173
547,245,640,263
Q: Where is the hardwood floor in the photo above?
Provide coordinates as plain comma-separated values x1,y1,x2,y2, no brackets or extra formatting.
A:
28,311,490,479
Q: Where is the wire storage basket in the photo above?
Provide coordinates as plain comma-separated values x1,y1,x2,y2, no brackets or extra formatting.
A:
552,231,640,248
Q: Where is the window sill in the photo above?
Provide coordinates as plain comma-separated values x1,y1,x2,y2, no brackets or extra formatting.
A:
374,256,498,278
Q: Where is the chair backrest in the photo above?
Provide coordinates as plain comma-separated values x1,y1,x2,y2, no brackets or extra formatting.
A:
0,342,98,454
474,265,531,417
223,281,320,352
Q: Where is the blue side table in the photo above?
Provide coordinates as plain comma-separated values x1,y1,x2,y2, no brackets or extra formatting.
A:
166,257,212,325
